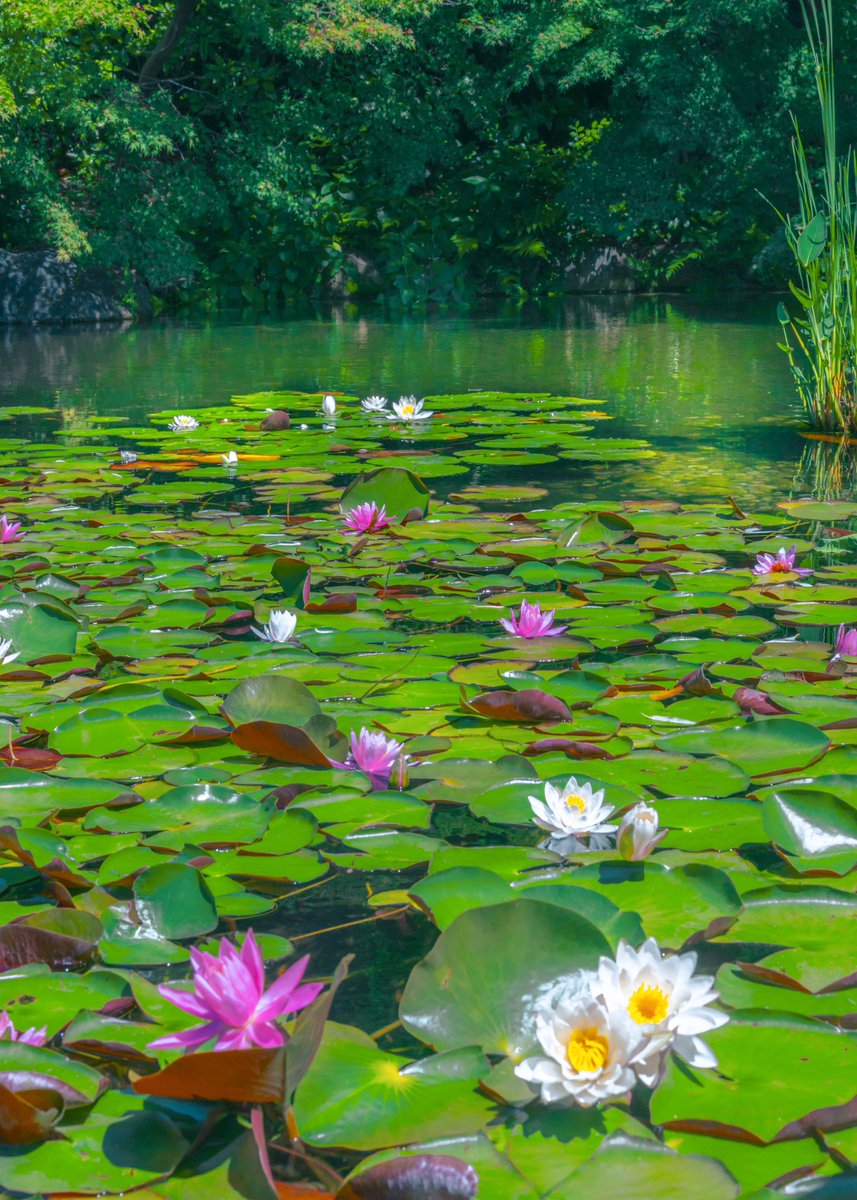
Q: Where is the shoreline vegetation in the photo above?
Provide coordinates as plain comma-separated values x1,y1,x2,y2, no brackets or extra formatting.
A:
3,2,857,312
776,0,857,434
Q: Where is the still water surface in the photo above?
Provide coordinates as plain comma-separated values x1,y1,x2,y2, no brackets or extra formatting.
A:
0,296,816,507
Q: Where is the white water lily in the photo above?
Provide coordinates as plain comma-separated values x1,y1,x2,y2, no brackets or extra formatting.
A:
595,938,729,1087
253,609,297,644
529,777,617,842
321,395,336,416
515,984,641,1107
119,450,138,463
389,395,434,421
617,802,667,862
222,451,239,466
169,415,199,432
0,638,20,665
362,395,388,412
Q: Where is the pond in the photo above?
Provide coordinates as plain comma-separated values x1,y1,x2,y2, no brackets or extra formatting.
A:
0,295,813,506
0,299,855,1200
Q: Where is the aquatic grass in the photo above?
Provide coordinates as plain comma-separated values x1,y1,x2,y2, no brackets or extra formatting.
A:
777,0,857,433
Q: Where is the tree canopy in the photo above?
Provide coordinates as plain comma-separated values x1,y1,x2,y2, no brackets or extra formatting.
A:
2,0,856,305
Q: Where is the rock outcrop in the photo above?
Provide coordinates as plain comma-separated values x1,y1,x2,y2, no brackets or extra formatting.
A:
563,246,638,294
0,250,134,324
328,253,382,299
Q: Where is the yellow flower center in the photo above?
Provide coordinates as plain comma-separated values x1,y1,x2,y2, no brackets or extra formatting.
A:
627,983,670,1025
565,794,586,813
402,405,415,416
566,1027,609,1073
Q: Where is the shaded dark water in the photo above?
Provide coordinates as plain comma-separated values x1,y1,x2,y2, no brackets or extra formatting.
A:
0,295,818,507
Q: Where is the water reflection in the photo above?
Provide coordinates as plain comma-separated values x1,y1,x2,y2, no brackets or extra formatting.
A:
0,297,825,505
794,437,857,501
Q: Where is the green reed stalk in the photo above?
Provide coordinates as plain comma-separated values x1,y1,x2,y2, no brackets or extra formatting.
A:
777,0,857,434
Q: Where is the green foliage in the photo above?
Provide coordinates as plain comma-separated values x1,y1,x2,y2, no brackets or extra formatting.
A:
3,0,857,304
777,0,857,432
0,390,855,1189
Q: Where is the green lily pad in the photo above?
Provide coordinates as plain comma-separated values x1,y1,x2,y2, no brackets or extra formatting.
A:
660,719,830,777
132,863,218,939
651,1012,857,1143
293,1023,494,1151
400,899,610,1056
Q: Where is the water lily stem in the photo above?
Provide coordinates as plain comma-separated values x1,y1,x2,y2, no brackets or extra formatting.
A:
282,874,337,901
370,1018,402,1040
290,907,409,943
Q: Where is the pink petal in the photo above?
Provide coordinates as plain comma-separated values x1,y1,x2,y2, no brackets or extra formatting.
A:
157,984,212,1019
18,1026,48,1046
253,954,312,1019
246,1021,286,1048
148,1020,225,1052
276,980,325,1016
196,967,255,1026
240,929,266,996
212,1026,251,1051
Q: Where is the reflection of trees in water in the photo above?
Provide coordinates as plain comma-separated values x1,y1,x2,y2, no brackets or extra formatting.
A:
1,300,786,421
0,325,131,395
794,437,857,502
0,302,800,502
58,401,97,431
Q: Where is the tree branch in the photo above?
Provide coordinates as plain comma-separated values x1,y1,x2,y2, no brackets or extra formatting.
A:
138,0,198,88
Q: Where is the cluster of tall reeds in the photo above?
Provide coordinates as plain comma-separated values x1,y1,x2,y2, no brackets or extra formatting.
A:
777,0,857,434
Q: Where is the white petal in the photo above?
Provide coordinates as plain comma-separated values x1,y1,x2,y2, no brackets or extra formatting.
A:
673,1033,719,1071
670,1006,729,1036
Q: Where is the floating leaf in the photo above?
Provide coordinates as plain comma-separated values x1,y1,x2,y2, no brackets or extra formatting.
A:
132,863,219,939
294,1024,493,1151
135,1047,286,1103
338,1155,478,1200
341,467,430,521
651,1012,857,1143
400,899,610,1056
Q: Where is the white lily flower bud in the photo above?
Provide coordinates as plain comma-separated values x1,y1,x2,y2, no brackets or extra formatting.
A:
617,802,667,862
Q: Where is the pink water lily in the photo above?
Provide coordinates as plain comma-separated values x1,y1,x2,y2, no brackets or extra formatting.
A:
0,1011,48,1046
344,727,408,787
500,600,567,639
148,930,323,1053
751,545,811,577
0,516,23,543
833,624,857,661
342,502,391,535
